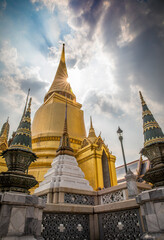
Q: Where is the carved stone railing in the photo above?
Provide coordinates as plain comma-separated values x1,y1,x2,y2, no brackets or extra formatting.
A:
97,182,152,205
100,189,126,204
39,194,47,203
64,193,94,205
98,183,128,205
42,213,90,240
98,208,142,239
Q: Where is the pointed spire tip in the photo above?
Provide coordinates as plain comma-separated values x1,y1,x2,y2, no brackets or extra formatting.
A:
139,91,145,105
90,116,93,129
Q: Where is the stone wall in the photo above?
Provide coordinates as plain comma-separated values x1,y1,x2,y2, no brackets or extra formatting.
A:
0,192,45,240
34,183,151,239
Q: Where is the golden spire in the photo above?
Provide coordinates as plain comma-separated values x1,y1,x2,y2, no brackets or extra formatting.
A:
44,44,76,102
88,116,97,142
0,117,10,144
90,116,93,129
56,101,74,156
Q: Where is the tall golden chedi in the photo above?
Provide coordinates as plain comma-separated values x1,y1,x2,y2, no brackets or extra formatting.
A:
29,44,117,191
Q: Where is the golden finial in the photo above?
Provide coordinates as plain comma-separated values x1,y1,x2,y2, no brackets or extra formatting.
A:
44,43,76,102
61,43,66,63
139,91,145,105
90,116,93,129
88,116,97,140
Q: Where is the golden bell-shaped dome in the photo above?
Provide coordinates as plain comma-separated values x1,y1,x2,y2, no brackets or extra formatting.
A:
30,44,86,190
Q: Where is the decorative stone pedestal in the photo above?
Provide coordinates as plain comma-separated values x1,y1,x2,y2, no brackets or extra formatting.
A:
0,192,45,240
136,187,164,240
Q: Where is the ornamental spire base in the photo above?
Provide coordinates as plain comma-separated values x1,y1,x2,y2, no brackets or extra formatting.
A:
139,91,164,187
0,96,38,194
141,142,164,187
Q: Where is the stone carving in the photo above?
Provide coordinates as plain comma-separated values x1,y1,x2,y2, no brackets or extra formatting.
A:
64,193,94,205
99,209,142,240
101,190,126,204
42,213,90,239
39,194,47,203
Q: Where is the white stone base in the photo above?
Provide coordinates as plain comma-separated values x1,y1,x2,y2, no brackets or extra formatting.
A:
35,154,93,193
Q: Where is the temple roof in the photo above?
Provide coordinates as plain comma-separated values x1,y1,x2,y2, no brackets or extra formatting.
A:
9,97,33,152
139,91,164,147
56,101,74,156
44,44,76,102
88,117,97,143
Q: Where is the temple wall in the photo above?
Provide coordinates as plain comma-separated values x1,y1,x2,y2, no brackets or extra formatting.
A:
77,146,117,190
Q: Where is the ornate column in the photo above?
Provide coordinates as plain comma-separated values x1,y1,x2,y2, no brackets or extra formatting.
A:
0,96,45,239
136,92,164,240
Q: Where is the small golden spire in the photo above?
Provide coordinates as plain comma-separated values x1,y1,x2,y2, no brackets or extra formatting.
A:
90,116,93,129
88,117,97,140
0,118,10,139
56,101,74,156
139,91,145,105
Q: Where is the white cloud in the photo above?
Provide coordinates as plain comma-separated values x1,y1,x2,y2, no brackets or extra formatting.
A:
0,41,18,68
117,16,136,47
0,41,48,134
31,0,68,12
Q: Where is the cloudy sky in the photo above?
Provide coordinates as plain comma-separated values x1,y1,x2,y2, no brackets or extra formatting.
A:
0,0,164,166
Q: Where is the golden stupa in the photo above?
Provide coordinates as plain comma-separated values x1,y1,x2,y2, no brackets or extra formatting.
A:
29,44,117,191
0,118,9,172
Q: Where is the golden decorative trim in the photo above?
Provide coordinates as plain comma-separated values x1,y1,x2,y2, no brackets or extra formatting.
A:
143,121,159,132
9,144,32,151
32,136,81,145
142,110,151,118
22,117,31,123
144,137,164,147
16,128,31,136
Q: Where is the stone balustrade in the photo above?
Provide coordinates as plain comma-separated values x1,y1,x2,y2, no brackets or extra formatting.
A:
34,182,151,240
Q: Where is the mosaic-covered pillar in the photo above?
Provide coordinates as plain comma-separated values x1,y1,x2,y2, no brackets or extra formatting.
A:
137,92,164,239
